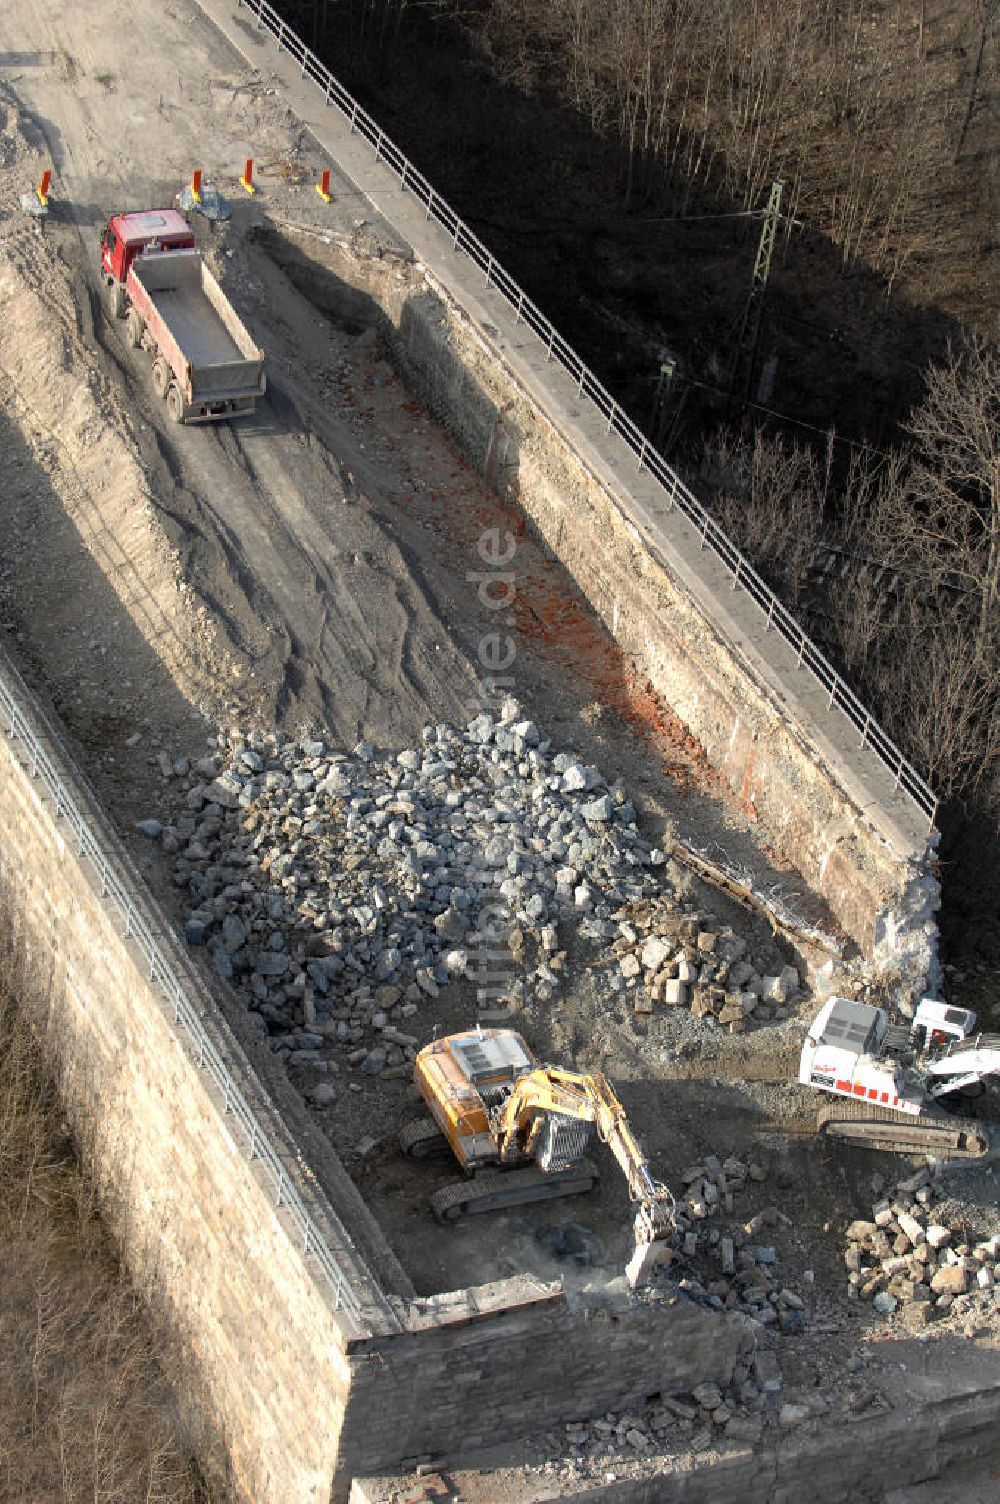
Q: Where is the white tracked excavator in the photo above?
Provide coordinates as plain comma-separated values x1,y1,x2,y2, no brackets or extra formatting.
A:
401,1028,676,1287
801,996,1000,1157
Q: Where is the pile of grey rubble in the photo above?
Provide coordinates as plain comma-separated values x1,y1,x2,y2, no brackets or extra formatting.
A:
666,1155,809,1331
136,703,799,1075
845,1165,1000,1325
527,1348,785,1480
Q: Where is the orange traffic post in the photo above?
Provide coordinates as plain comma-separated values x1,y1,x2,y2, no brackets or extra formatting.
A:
36,168,51,207
239,157,256,196
315,168,331,203
190,168,202,205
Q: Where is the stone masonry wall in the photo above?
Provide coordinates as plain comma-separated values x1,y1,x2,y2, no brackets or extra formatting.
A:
353,1376,1000,1503
0,663,391,1504
348,1283,751,1473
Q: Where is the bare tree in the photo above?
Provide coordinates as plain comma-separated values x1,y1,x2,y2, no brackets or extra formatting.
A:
877,336,1000,660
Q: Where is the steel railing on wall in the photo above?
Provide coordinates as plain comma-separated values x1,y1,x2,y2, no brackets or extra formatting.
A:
0,656,364,1327
235,0,937,833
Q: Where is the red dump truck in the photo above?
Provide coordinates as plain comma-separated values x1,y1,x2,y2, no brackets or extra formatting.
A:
101,208,265,423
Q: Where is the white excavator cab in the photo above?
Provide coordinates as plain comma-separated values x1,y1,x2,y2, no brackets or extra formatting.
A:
911,997,977,1053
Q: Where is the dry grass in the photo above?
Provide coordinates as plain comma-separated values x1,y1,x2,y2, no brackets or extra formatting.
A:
0,917,207,1504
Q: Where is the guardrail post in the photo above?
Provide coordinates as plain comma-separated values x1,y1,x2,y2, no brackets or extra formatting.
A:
546,328,555,362
374,131,383,163
700,513,710,549
606,400,616,433
484,254,493,290
637,437,647,474
400,160,408,193
349,99,358,135
732,557,741,590
276,20,284,52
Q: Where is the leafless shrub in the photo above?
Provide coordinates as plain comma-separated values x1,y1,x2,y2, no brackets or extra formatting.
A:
699,426,827,604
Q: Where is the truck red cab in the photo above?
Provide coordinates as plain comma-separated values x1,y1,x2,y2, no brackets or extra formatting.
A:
101,209,195,311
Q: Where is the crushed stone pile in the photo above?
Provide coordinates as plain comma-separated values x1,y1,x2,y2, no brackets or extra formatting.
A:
137,700,798,1079
844,1164,1000,1328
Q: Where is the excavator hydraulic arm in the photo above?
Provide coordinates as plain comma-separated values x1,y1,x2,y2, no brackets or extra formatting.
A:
492,1066,675,1244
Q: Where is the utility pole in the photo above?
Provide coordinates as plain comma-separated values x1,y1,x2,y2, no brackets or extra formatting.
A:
649,358,676,448
728,178,784,407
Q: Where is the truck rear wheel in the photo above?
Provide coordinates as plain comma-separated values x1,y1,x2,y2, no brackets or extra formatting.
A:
126,310,144,349
151,359,171,399
108,281,125,320
165,384,184,424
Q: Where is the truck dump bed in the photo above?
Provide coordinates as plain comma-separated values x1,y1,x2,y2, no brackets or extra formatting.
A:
127,249,265,414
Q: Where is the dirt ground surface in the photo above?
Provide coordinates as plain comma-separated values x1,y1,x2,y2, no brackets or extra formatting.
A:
2,2,1000,1498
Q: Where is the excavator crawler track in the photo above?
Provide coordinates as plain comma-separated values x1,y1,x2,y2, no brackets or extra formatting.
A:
399,1115,450,1161
430,1159,599,1223
817,1101,988,1158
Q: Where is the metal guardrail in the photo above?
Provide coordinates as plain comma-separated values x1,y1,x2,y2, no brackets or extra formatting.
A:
0,657,364,1326
236,0,938,833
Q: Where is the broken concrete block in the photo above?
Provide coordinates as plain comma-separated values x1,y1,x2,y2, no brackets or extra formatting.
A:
725,1415,763,1444
690,985,721,1016
778,964,800,997
752,1350,782,1393
930,1265,968,1295
661,978,688,1006
897,1211,925,1247
641,936,671,973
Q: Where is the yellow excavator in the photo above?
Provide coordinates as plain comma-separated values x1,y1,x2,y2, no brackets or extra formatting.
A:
400,1027,676,1286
